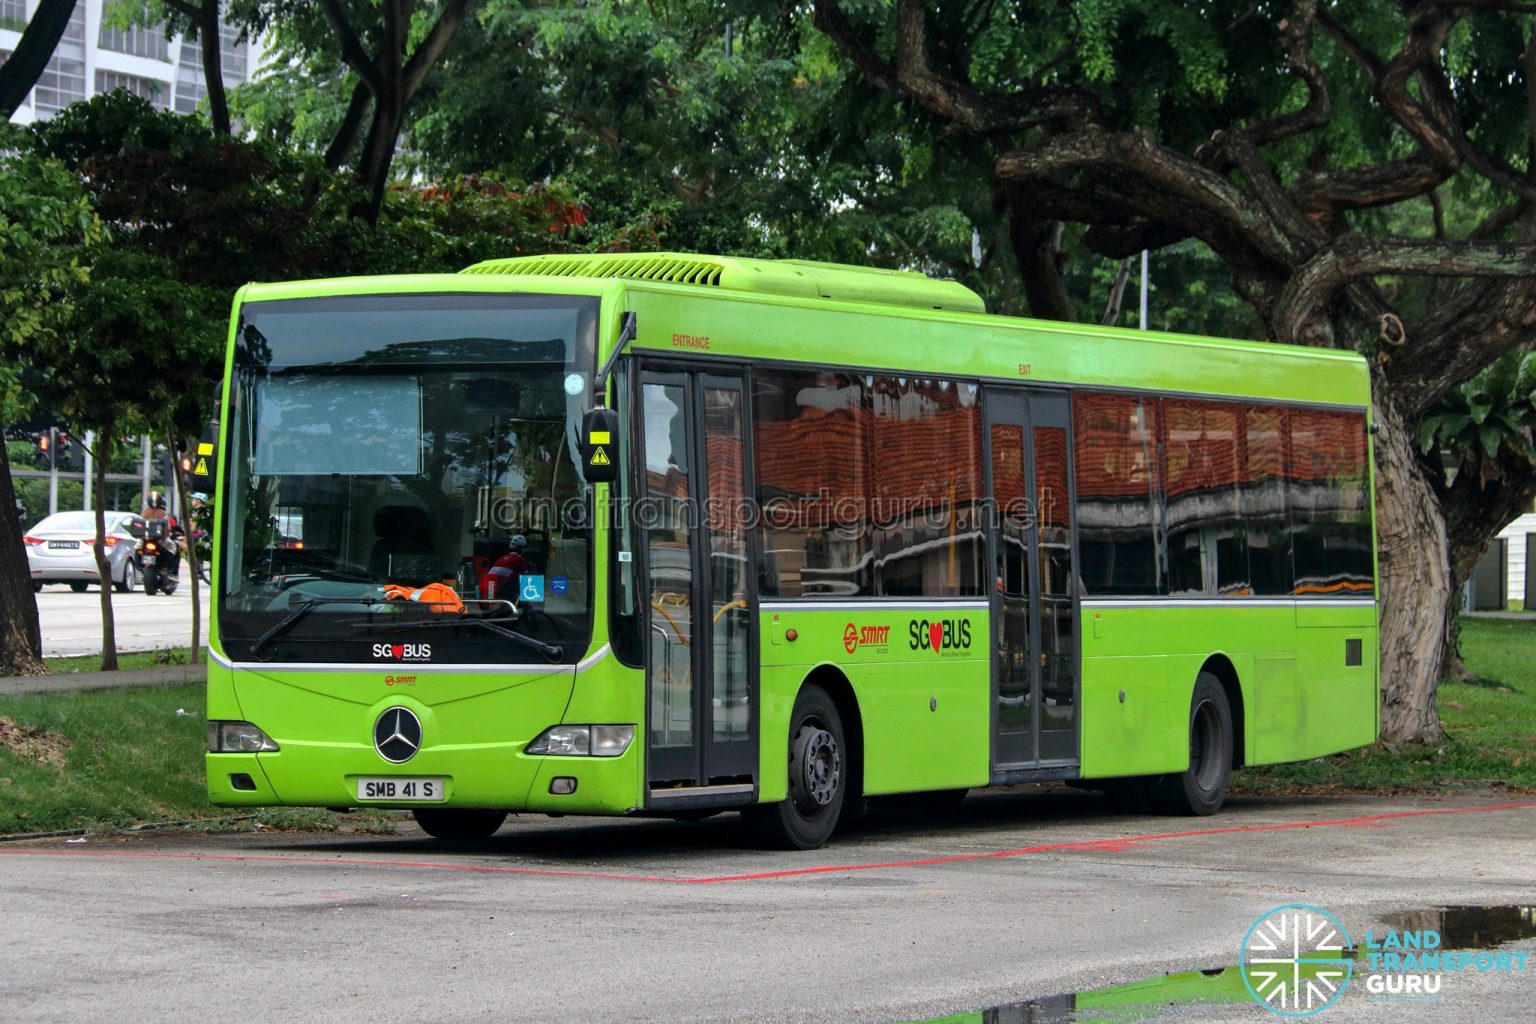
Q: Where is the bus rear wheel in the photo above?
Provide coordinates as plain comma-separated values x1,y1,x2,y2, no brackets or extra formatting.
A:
743,684,847,850
1153,672,1233,816
412,808,508,841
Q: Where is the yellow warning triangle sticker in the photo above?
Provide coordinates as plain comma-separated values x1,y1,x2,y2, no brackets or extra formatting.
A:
589,447,611,466
194,457,210,476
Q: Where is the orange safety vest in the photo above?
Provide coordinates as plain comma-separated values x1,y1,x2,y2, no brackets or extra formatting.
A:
383,582,463,614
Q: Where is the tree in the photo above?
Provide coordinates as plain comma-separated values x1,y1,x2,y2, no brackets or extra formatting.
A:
13,93,593,664
230,0,481,220
0,0,79,119
0,135,104,677
107,1,236,134
813,0,1536,743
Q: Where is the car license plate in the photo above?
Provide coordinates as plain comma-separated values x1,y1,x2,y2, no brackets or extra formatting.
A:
356,777,445,802
48,540,78,550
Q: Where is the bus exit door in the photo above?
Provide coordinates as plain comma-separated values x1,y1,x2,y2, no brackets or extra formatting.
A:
986,389,1080,773
638,368,757,800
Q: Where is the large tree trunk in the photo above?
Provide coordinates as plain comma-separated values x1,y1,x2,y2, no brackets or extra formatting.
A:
0,440,45,676
92,432,118,671
1373,389,1450,743
0,0,79,119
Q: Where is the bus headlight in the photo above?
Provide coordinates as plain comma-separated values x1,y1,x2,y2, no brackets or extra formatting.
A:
525,724,633,757
207,721,280,753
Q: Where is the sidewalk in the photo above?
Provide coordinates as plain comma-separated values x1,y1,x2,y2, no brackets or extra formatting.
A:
0,663,205,696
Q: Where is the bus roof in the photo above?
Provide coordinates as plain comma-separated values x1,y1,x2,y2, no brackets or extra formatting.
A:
237,254,1371,409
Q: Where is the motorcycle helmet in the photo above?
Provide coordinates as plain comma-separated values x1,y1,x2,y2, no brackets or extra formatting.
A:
149,492,167,510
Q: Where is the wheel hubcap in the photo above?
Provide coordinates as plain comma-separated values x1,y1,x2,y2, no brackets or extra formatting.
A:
791,724,841,810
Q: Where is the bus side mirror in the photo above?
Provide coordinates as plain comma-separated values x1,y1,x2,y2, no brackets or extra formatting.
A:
190,419,219,485
581,407,620,484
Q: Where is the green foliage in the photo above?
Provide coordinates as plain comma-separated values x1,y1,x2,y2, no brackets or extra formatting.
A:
1419,351,1536,486
0,129,104,424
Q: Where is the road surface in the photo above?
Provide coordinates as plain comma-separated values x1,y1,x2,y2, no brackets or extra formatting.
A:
34,582,211,657
1,788,1531,1023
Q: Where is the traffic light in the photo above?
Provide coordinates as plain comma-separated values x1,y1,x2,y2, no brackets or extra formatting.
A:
56,433,74,470
155,451,176,485
34,431,53,469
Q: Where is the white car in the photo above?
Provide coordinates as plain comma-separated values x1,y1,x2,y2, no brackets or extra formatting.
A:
25,511,145,593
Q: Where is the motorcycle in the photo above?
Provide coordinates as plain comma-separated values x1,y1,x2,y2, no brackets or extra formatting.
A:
134,518,181,596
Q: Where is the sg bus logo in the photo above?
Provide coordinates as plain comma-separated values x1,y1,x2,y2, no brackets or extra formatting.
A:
908,618,972,655
372,642,432,662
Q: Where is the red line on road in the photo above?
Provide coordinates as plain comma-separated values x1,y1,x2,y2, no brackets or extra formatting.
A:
689,800,1536,883
3,800,1533,885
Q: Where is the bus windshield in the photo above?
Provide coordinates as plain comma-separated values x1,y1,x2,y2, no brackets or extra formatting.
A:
218,293,599,665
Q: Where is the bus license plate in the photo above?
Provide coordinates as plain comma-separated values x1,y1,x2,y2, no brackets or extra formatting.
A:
356,777,445,802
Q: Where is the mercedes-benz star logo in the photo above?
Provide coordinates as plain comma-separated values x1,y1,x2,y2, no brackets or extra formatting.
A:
373,707,422,764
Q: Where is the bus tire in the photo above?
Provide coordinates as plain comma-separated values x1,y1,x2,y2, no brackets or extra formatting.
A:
743,684,847,850
412,807,508,841
1153,672,1233,816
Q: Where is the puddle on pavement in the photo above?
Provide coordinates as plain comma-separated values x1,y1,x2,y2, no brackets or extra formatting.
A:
1379,905,1536,950
894,905,1536,1024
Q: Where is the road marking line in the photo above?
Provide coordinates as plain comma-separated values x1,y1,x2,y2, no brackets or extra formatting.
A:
2,800,1533,885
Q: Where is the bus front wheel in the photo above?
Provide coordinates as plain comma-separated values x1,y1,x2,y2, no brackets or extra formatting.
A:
743,684,847,850
412,807,508,841
1154,672,1233,816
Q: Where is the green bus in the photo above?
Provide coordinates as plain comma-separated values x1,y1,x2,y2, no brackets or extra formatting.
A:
205,253,1377,849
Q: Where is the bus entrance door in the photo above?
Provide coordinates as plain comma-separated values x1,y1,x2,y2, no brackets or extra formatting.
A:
639,369,756,801
986,390,1080,774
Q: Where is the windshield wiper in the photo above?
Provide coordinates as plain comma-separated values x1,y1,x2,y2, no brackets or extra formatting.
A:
251,596,387,658
352,615,563,661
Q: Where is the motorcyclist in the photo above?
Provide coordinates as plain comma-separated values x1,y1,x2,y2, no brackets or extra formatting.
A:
140,491,183,581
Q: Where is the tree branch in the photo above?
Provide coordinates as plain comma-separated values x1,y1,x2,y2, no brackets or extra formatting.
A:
324,77,373,170
995,129,1303,269
401,0,475,97
812,0,1094,133
318,0,386,95
1274,235,1536,348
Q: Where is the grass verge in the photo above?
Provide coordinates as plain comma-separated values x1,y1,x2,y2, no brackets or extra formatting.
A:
0,682,399,836
1236,617,1536,793
44,647,204,674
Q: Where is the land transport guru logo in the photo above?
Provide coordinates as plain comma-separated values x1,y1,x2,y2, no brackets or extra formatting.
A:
1240,902,1529,1016
1241,904,1354,1017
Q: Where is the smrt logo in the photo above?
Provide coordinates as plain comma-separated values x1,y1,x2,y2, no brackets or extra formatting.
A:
384,675,418,686
908,618,972,654
372,643,431,662
843,623,890,654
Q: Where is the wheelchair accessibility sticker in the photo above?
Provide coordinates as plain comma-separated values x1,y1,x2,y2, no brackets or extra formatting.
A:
520,575,545,603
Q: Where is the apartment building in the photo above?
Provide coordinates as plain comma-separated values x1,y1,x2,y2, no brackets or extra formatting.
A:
1,0,259,124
